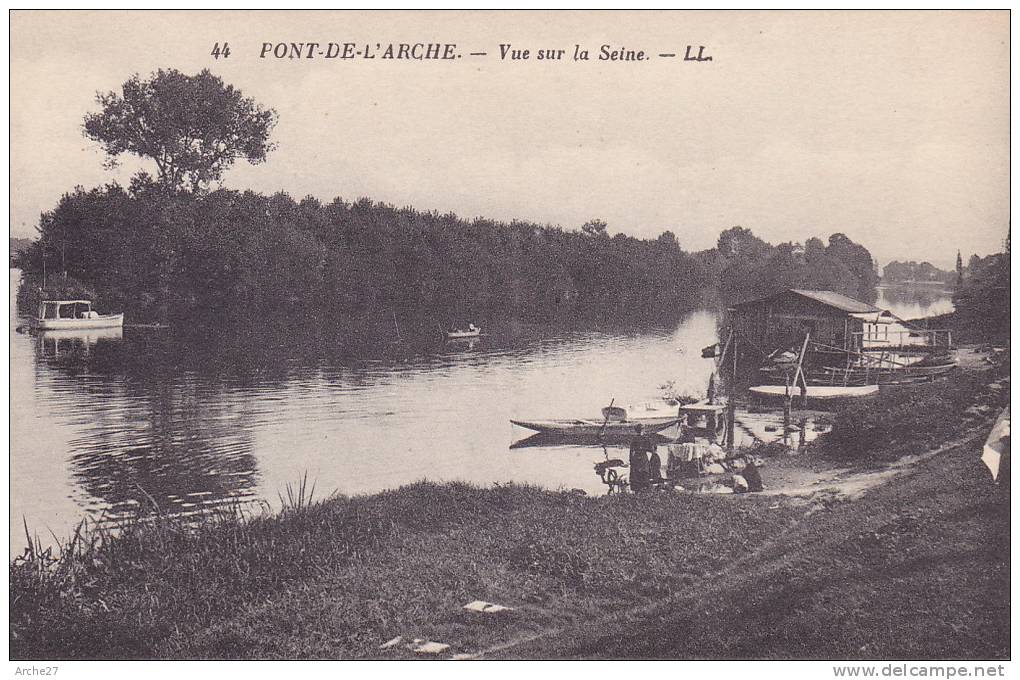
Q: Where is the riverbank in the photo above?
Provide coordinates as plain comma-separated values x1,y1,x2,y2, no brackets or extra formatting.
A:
11,355,1010,660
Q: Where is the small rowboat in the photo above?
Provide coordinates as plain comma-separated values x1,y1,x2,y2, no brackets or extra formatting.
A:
511,401,680,436
748,384,879,403
446,326,481,339
510,416,679,436
759,359,957,386
815,361,957,385
510,431,672,450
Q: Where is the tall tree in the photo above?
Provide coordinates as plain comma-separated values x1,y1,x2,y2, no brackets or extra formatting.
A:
581,219,609,239
83,69,277,194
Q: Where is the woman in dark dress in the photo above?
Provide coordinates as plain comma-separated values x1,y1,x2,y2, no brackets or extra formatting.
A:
629,424,652,491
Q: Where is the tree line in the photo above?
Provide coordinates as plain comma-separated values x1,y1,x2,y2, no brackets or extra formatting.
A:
709,226,879,305
13,67,883,331
15,185,716,327
14,186,882,329
882,260,956,285
951,238,1010,343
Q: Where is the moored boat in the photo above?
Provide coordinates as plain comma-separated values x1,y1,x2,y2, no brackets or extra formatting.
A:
446,324,481,339
760,357,958,386
748,384,879,404
509,431,673,449
510,416,679,436
31,300,124,330
511,400,680,436
814,360,957,385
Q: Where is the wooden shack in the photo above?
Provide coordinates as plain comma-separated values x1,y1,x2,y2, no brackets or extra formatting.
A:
729,289,882,352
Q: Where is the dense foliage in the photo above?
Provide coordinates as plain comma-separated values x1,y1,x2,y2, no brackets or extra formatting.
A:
952,245,1010,343
13,186,886,329
882,260,955,285
710,227,879,304
14,185,717,326
9,237,32,266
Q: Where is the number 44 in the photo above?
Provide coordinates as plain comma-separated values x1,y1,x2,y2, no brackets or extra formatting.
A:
211,42,231,59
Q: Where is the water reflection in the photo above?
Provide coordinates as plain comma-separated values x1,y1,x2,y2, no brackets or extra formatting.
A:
442,335,481,352
65,380,261,522
28,327,262,529
38,326,124,349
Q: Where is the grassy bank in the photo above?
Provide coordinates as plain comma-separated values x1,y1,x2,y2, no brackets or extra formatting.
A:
11,361,1010,660
506,433,1010,659
12,481,805,659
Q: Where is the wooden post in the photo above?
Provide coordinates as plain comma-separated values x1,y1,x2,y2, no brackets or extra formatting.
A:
727,401,736,452
782,371,792,444
726,332,737,452
783,396,791,446
791,332,811,408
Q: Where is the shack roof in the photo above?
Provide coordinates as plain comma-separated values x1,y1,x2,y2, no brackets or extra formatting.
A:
733,289,880,314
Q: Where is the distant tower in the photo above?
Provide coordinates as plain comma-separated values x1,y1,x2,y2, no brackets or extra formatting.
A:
955,250,964,287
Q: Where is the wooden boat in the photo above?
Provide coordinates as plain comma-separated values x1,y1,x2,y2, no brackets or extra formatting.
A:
760,359,957,386
748,384,879,403
31,300,124,330
813,360,957,385
510,416,679,436
509,431,671,450
512,401,679,436
446,325,481,339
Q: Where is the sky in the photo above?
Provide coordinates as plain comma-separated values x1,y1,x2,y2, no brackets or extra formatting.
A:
9,10,1010,269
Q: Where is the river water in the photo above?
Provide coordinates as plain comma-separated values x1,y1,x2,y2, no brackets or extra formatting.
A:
8,272,954,554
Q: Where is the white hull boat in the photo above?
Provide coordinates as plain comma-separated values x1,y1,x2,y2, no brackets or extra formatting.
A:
510,416,679,436
446,328,481,339
32,299,124,331
749,384,879,403
33,314,124,330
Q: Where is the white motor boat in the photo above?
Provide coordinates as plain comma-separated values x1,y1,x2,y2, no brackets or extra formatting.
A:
31,299,124,330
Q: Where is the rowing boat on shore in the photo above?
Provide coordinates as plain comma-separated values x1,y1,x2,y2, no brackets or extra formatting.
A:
816,360,957,384
748,384,879,403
